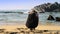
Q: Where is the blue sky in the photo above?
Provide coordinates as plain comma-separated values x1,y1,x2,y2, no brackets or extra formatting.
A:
0,0,60,10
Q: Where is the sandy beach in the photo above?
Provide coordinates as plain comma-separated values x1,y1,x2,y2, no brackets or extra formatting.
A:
0,24,60,31
0,23,60,34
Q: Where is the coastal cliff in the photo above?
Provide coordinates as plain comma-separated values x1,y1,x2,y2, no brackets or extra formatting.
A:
34,2,60,13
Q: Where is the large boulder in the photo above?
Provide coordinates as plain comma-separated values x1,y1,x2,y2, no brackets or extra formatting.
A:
56,17,60,21
47,15,55,20
26,10,39,31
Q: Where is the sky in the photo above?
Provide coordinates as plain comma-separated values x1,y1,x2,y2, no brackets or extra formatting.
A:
0,0,60,10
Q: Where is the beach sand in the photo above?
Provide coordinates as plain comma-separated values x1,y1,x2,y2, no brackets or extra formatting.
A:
0,24,60,31
0,24,60,34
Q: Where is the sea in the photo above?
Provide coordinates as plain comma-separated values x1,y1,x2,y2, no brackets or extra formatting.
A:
0,10,60,25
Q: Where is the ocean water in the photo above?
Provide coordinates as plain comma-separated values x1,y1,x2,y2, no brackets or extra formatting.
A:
0,11,60,25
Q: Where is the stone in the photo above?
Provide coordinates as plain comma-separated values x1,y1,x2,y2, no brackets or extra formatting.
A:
56,17,60,21
47,15,55,20
26,10,39,31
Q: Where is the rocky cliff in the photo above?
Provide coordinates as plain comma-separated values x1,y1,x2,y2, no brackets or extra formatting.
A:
34,2,60,13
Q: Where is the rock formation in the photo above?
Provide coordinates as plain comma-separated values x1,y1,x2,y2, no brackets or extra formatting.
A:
47,15,55,20
26,9,39,31
56,17,60,21
34,2,60,13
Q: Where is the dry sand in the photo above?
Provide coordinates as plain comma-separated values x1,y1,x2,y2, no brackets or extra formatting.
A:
0,24,60,34
0,24,60,32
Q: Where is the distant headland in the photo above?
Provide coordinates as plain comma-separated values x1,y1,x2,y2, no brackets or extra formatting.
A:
34,2,60,13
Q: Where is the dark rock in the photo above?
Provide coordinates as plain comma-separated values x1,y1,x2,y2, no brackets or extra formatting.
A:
26,10,39,31
10,32,17,34
56,17,60,21
39,12,45,13
34,2,60,12
47,15,55,20
44,30,48,32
